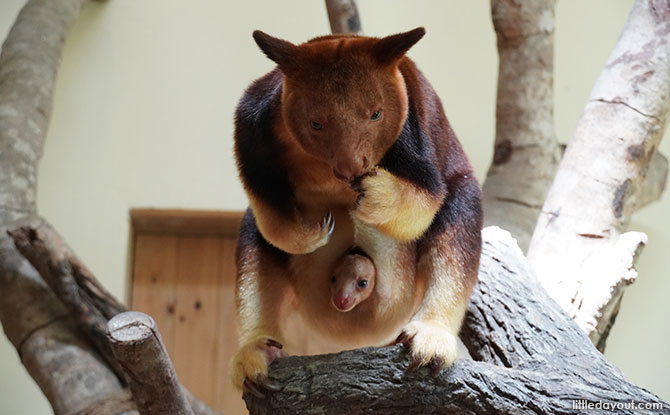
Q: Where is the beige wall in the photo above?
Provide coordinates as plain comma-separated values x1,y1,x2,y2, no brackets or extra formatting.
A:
1,1,668,413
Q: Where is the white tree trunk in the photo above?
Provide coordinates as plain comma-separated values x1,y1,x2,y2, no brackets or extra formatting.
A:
482,0,562,251
527,0,670,348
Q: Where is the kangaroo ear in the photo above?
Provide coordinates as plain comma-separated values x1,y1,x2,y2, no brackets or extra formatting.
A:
373,27,425,65
253,30,299,71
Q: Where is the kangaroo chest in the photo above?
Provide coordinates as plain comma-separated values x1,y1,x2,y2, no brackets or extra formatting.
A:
284,209,422,354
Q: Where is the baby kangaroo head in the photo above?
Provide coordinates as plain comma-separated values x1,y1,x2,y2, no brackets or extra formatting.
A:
330,253,377,312
252,28,425,184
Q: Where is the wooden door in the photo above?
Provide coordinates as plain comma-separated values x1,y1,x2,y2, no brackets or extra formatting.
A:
129,210,245,414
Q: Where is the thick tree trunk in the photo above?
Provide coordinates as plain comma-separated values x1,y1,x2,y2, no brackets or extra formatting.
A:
482,0,668,252
527,0,670,347
0,1,133,413
243,228,669,415
0,1,215,414
481,0,562,251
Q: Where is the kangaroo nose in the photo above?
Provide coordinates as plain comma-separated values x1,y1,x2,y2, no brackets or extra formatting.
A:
333,294,351,311
333,168,353,183
333,159,367,183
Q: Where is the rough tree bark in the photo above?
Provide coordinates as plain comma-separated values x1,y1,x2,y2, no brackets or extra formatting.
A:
9,221,126,379
482,0,668,253
108,312,195,415
8,222,218,415
0,1,135,413
9,224,670,414
527,0,670,349
481,0,562,251
325,0,362,35
0,1,216,414
243,228,669,415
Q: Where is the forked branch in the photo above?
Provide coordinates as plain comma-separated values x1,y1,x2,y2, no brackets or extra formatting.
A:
527,0,670,348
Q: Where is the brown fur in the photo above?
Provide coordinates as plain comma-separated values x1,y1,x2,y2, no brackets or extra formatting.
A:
231,28,483,392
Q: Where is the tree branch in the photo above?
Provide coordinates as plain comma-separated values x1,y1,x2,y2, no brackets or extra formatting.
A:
0,1,133,413
481,0,562,251
558,144,668,213
637,150,668,210
8,221,219,415
243,228,669,414
9,220,127,380
0,0,217,412
108,312,195,415
324,0,362,35
527,0,670,347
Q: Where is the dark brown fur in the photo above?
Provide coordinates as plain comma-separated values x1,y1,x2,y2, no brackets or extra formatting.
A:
231,28,483,392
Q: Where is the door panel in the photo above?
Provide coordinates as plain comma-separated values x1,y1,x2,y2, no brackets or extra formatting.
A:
173,236,221,406
132,234,178,356
130,211,247,414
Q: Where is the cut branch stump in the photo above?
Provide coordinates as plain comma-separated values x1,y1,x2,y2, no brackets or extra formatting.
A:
108,312,195,415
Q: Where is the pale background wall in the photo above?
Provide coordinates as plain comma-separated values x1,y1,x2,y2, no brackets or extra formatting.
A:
0,1,667,413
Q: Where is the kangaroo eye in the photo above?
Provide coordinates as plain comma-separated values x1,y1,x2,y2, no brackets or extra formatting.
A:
331,276,336,284
370,110,382,121
357,279,368,288
311,121,323,130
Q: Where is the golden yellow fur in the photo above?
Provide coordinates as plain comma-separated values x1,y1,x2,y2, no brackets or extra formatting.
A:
230,336,277,390
400,230,475,369
354,168,443,241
